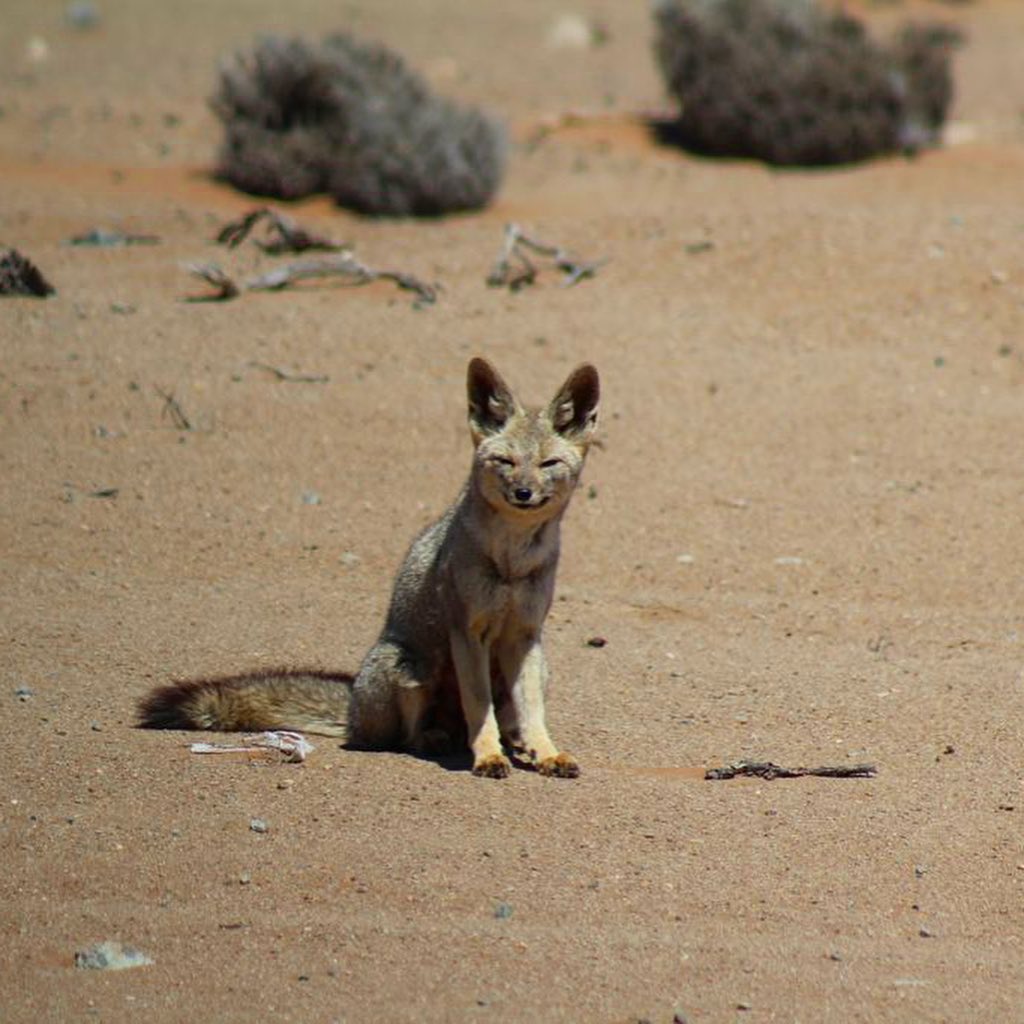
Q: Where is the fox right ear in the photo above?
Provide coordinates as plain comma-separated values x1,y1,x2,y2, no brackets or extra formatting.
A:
467,357,518,441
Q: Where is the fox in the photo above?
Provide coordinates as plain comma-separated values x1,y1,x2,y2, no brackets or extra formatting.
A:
138,357,600,778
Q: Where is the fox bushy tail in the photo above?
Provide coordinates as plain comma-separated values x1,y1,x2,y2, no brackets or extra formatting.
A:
137,669,354,737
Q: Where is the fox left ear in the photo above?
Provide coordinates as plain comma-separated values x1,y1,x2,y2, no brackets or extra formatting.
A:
548,364,600,440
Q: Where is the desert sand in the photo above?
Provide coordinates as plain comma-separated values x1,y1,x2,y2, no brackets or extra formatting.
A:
3,1,1024,1020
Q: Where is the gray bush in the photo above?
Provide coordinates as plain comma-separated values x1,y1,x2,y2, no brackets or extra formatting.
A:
212,34,506,216
653,0,959,165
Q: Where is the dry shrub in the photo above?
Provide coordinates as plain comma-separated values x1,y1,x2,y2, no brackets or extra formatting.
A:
653,0,960,165
212,34,506,216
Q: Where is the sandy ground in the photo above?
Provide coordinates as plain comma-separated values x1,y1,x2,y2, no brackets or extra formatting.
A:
3,1,1024,1020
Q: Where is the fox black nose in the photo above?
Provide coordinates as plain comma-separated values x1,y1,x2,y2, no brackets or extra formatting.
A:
513,487,533,503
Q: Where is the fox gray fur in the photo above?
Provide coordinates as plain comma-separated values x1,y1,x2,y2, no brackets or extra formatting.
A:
139,358,600,778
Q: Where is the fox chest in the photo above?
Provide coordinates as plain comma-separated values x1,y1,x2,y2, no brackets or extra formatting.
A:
462,560,554,642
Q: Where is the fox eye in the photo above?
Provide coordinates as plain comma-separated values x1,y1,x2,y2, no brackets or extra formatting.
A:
540,458,562,469
492,455,515,467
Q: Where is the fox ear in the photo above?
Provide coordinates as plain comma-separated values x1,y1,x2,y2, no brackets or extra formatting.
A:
467,357,518,440
548,363,600,441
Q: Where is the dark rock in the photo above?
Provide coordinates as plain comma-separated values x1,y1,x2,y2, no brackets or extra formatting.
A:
0,249,55,297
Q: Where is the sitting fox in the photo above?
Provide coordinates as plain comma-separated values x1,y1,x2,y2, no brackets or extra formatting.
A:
139,357,600,778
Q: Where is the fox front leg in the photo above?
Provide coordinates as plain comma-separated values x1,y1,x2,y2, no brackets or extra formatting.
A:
450,632,511,778
498,635,579,778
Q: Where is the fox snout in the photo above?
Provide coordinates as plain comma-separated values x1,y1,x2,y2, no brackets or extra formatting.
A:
509,482,549,510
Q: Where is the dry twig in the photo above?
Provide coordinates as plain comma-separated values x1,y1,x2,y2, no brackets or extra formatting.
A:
186,263,239,301
154,386,193,431
186,254,437,306
215,208,347,254
68,229,161,247
705,761,877,781
247,361,329,384
487,223,605,291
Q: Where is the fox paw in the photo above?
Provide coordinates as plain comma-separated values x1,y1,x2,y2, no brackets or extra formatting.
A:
537,752,580,778
472,753,512,779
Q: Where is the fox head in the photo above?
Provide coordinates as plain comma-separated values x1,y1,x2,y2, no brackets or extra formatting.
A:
467,357,600,520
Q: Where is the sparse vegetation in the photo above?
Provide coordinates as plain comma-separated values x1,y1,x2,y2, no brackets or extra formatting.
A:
212,33,506,216
653,0,960,165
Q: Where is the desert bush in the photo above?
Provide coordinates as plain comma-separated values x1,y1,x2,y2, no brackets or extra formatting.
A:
653,0,959,165
212,33,506,216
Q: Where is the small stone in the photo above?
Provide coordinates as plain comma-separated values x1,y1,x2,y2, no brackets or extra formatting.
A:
546,14,604,49
301,491,322,506
586,636,607,648
919,926,934,938
15,687,33,701
493,901,513,920
249,818,268,834
74,941,153,971
26,37,50,64
65,2,101,29
684,240,714,255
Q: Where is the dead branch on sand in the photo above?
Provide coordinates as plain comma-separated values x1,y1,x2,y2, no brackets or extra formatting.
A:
154,386,193,431
486,223,605,291
215,208,348,255
67,228,161,247
705,761,877,781
186,254,437,306
247,361,329,384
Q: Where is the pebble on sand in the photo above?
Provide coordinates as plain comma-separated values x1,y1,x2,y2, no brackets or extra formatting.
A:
74,941,154,971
